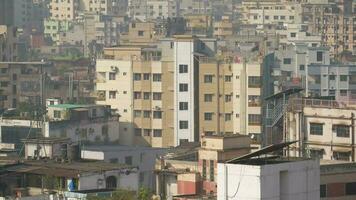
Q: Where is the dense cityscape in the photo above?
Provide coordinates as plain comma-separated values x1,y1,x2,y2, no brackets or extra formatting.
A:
1,0,356,199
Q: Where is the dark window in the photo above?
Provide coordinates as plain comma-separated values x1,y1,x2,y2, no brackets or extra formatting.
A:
138,31,144,36
153,74,161,82
299,65,305,71
125,156,132,165
143,129,151,136
153,92,162,100
135,128,141,136
153,129,162,137
143,92,150,100
143,111,150,118
225,76,232,82
179,121,188,129
210,160,214,181
248,114,261,125
202,160,207,180
333,125,350,138
204,75,213,83
283,58,292,64
12,73,17,80
290,32,296,37
153,111,162,119
317,51,323,62
179,83,188,92
225,95,232,102
204,94,213,102
133,73,141,81
346,182,356,195
340,75,348,81
179,102,188,110
333,151,350,161
54,110,61,118
310,123,323,135
320,185,326,198
329,75,336,80
143,73,150,80
109,72,115,80
248,76,261,87
179,64,188,73
204,112,213,121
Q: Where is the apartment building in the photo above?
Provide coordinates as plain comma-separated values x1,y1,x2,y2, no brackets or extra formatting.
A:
213,16,233,39
49,0,77,21
302,0,356,57
276,24,322,47
44,19,72,44
240,0,302,25
198,59,262,144
287,98,356,162
128,0,178,21
0,26,18,62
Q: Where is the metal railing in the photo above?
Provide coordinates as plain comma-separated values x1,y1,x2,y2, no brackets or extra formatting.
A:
288,98,356,111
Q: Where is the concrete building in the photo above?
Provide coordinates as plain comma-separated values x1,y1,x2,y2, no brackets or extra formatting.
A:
44,19,72,44
0,26,18,62
155,134,251,200
240,0,302,25
213,16,233,39
44,104,120,143
217,156,320,200
49,0,77,21
22,137,71,160
79,0,124,15
81,145,167,190
286,98,356,162
128,0,178,21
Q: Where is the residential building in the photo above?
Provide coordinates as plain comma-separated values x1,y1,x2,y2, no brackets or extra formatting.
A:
49,0,77,21
2,160,139,196
185,14,212,35
81,145,167,190
44,19,72,44
301,0,356,57
240,0,302,25
286,98,356,162
22,137,71,159
217,143,320,200
155,134,251,200
44,104,120,143
128,0,178,21
213,16,233,39
0,26,18,62
79,0,121,15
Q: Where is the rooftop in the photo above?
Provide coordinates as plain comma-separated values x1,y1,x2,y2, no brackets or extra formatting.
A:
47,104,99,109
21,137,70,144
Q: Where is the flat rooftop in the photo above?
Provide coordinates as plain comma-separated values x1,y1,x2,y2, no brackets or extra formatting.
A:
230,156,311,166
83,145,167,152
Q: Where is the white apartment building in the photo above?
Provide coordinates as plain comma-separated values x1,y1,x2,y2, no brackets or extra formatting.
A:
276,24,322,47
49,0,77,21
128,0,178,21
79,0,125,15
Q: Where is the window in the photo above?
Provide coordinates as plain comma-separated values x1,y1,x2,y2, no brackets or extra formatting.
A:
135,128,141,136
134,92,141,99
280,16,285,20
153,74,161,82
54,110,61,118
248,95,260,106
320,185,326,198
340,90,348,96
346,182,356,195
290,32,296,37
202,160,207,180
153,111,162,119
133,110,141,118
333,151,350,161
225,113,232,121
289,16,295,20
225,75,232,82
153,129,162,137
138,31,144,36
248,76,261,88
179,121,188,129
109,72,116,80
153,92,162,100
310,149,324,159
204,75,213,83
333,124,350,137
299,65,305,71
283,58,292,64
143,92,150,100
317,51,323,62
274,16,278,20
12,85,16,93
125,156,132,165
248,114,261,125
329,75,336,80
109,91,116,99
110,158,118,163
204,94,213,102
143,73,150,80
143,129,151,136
133,73,141,81
225,95,232,102
179,83,188,92
204,113,213,121
210,160,214,181
179,65,188,73
340,75,348,81
12,74,17,80
310,123,323,135
179,102,188,110
143,111,151,118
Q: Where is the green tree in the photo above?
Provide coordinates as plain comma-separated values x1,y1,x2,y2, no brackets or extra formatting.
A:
138,187,152,200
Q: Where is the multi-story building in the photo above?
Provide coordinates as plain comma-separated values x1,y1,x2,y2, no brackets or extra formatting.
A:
79,0,126,15
213,16,233,39
302,0,356,57
287,98,356,162
49,0,77,21
44,19,72,44
128,0,179,21
0,26,18,62
155,134,251,200
240,0,302,25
